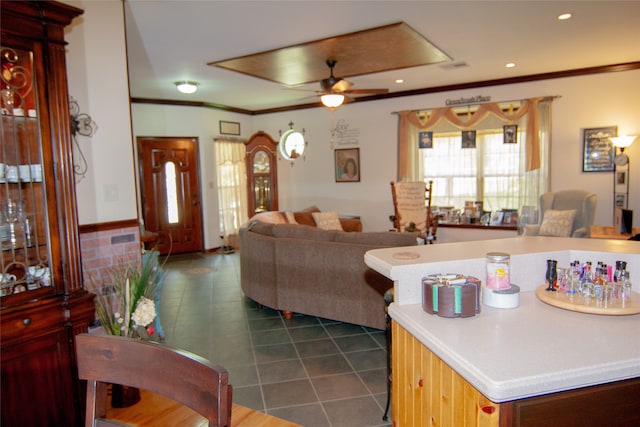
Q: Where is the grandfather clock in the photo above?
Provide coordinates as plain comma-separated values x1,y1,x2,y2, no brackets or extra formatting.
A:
245,131,278,217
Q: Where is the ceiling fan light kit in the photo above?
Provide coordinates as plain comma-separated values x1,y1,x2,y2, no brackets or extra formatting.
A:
175,81,199,94
321,93,345,108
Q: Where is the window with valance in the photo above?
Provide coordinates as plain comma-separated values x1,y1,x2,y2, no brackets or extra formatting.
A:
396,97,553,215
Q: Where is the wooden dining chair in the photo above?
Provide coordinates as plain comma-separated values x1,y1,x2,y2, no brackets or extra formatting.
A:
76,333,232,427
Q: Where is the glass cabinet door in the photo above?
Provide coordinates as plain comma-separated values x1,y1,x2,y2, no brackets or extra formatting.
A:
1,45,52,301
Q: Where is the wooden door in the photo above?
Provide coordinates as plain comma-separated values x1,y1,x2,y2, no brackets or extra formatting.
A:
137,137,203,255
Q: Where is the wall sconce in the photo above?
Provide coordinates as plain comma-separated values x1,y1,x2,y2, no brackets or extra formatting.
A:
321,93,345,109
611,135,636,153
174,81,199,94
69,96,98,183
279,122,306,165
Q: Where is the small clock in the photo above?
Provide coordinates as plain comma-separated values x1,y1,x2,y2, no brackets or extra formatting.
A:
614,153,629,166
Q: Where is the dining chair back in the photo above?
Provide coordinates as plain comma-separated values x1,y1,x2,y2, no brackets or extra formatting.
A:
76,333,232,427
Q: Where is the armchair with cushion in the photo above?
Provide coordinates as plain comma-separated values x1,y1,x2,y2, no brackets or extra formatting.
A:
523,190,597,238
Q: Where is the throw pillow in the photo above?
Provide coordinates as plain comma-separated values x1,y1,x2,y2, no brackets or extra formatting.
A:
293,211,316,226
538,209,576,237
283,211,298,224
248,211,287,224
312,211,343,231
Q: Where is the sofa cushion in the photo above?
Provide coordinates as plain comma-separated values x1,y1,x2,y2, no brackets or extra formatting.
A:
539,209,577,237
333,231,418,247
271,224,337,241
312,211,344,231
247,221,276,236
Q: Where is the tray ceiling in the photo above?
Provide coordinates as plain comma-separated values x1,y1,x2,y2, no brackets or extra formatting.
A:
210,22,451,87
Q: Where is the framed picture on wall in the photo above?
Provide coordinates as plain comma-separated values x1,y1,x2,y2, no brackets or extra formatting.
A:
582,126,616,172
503,124,518,144
461,130,476,148
335,148,360,182
419,131,433,149
219,120,241,135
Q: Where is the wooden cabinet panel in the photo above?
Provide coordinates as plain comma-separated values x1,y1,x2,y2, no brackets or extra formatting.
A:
500,378,640,427
392,320,500,427
1,327,75,426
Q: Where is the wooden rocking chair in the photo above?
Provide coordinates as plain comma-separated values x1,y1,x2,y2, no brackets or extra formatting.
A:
390,180,438,243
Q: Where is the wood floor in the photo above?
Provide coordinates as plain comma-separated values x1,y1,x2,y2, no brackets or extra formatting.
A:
106,389,302,426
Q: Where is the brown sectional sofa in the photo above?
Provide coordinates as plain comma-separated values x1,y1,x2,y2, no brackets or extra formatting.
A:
239,221,418,329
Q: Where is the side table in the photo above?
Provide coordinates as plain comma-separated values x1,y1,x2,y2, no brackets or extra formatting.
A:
590,225,640,240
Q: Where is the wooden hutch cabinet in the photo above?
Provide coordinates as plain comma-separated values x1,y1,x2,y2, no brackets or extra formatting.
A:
1,2,95,426
244,131,279,217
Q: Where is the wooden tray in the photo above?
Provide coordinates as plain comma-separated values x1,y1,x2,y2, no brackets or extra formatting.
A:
536,285,640,315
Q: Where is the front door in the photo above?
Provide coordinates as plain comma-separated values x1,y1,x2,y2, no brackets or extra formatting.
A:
137,136,203,255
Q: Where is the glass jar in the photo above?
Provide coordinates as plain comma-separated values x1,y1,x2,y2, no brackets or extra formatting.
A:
486,252,510,290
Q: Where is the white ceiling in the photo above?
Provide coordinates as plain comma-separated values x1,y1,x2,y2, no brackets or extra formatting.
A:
123,0,640,113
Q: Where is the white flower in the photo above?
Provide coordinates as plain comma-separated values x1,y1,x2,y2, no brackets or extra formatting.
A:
131,297,156,327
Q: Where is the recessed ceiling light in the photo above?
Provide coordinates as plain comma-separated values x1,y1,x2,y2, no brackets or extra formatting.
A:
558,13,572,21
395,79,404,84
505,63,516,68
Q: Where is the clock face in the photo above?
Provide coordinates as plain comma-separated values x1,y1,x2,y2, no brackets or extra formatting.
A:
615,153,629,166
253,150,270,173
279,129,305,160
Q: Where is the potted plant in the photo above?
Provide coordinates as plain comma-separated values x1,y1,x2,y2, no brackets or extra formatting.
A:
87,249,165,406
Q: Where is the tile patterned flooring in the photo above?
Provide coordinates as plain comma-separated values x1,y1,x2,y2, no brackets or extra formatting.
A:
160,251,392,427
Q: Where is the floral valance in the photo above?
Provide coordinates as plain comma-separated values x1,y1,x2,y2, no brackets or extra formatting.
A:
398,97,545,175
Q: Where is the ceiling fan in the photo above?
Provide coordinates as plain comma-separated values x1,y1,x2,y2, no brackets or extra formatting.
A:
318,59,389,108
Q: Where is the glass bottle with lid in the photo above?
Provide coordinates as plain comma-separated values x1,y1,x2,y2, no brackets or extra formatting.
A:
486,252,510,290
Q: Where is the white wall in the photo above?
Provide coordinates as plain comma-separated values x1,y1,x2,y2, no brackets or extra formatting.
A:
64,0,138,225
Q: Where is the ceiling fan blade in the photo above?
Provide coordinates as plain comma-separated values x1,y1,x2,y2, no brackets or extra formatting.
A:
345,88,389,95
332,79,352,93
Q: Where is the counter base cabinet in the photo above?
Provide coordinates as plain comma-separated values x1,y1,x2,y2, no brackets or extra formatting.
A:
500,378,640,427
392,321,500,427
392,321,640,427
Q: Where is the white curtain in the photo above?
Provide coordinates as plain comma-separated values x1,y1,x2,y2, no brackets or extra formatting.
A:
215,138,248,249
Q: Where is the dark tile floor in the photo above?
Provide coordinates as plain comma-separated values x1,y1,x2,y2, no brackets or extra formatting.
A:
159,251,392,427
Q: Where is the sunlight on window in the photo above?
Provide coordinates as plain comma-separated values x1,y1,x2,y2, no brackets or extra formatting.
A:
165,161,179,224
423,130,524,211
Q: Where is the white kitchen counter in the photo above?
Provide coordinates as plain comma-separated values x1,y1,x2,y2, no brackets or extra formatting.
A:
365,236,640,402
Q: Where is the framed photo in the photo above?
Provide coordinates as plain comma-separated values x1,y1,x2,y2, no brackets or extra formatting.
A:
502,209,519,225
418,131,433,149
335,148,360,182
582,126,616,172
219,120,241,136
614,193,627,209
489,210,504,226
503,124,518,144
461,130,476,148
616,171,626,185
